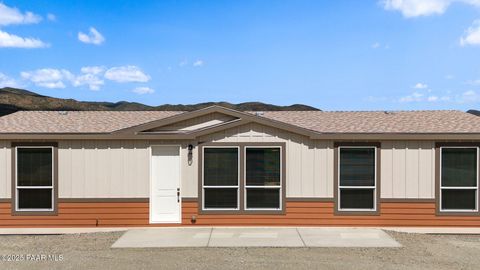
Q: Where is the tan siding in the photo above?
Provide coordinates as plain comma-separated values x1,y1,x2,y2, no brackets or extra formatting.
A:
380,141,435,199
198,123,334,198
58,140,150,198
0,142,10,198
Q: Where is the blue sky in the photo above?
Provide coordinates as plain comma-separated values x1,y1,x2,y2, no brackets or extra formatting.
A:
1,0,480,111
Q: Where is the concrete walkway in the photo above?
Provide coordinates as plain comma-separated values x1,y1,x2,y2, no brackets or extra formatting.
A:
111,227,402,248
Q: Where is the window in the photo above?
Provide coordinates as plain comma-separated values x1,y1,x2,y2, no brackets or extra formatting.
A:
338,146,376,211
201,144,284,212
245,147,281,210
15,146,54,212
202,147,239,210
440,147,478,212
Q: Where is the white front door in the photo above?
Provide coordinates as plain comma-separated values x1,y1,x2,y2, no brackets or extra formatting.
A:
150,145,181,223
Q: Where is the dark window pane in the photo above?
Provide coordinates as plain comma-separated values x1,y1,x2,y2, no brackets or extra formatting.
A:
340,148,375,186
18,189,52,209
442,189,476,210
340,188,374,209
204,188,237,209
204,148,238,186
17,148,53,186
246,188,280,209
442,148,477,187
246,148,280,186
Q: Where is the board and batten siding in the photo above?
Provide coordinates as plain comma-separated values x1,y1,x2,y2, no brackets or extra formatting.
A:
0,130,436,200
58,140,150,198
197,123,335,198
380,141,435,199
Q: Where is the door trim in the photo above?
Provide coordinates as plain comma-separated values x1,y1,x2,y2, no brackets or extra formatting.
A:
149,144,182,224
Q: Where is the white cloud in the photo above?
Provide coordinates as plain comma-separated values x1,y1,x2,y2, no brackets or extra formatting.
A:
72,66,105,90
460,20,480,46
427,95,439,101
371,42,381,49
104,66,150,83
0,73,19,87
0,3,41,26
179,59,188,67
0,29,48,48
457,90,480,103
132,86,155,94
21,68,73,89
413,82,428,89
381,0,480,18
193,60,204,67
78,27,105,45
399,91,424,102
47,13,56,22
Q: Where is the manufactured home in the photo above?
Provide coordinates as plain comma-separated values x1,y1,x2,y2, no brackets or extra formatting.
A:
0,106,479,227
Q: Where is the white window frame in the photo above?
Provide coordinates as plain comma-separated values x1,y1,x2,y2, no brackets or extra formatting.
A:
15,146,55,212
338,146,377,212
244,146,282,211
439,146,479,213
202,146,240,211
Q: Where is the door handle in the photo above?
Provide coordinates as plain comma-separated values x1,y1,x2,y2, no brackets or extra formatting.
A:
177,188,180,203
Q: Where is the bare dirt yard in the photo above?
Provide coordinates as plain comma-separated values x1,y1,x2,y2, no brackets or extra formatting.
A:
0,231,478,270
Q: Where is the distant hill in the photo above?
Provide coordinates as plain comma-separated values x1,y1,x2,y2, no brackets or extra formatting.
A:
0,87,319,116
467,110,480,116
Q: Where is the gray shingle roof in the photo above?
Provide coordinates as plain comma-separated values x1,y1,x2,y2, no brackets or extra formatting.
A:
258,110,480,133
0,111,182,133
0,109,479,134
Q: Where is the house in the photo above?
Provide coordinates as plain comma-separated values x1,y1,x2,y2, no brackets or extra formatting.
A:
0,105,479,227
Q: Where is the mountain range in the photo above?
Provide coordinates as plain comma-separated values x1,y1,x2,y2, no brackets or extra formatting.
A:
0,87,319,116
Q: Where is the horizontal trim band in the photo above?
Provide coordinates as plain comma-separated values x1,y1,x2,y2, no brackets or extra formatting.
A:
58,198,149,203
286,197,335,202
380,198,436,203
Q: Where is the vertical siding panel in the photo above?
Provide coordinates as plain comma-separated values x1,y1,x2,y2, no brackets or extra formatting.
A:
58,141,71,198
381,141,393,198
70,141,86,197
287,135,302,197
109,140,123,197
5,145,11,198
418,141,434,198
84,141,97,198
123,141,134,197
0,141,7,198
301,139,315,197
313,141,323,197
405,141,420,198
134,140,149,197
325,141,334,198
392,141,406,198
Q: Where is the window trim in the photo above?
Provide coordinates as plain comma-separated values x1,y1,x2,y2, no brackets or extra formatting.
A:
244,146,282,211
11,142,58,216
201,146,240,211
439,146,479,213
198,142,286,215
334,142,381,215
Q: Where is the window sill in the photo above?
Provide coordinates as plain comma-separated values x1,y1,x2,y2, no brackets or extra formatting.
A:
12,210,58,216
198,209,285,215
335,209,380,216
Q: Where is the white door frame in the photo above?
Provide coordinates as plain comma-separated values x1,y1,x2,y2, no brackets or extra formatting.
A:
149,144,182,224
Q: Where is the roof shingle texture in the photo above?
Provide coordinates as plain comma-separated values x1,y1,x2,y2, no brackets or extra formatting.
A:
259,110,480,133
0,110,479,134
0,111,182,133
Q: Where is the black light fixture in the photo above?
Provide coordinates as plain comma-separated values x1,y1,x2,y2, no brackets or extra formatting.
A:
188,144,193,155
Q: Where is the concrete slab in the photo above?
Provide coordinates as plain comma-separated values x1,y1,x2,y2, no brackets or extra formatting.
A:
208,227,304,247
298,228,402,247
111,227,212,248
385,227,480,235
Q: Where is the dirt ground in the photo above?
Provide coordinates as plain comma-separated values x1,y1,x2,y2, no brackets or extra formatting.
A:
0,230,478,270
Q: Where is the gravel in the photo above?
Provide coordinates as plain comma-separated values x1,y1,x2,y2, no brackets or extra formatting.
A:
0,231,479,270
